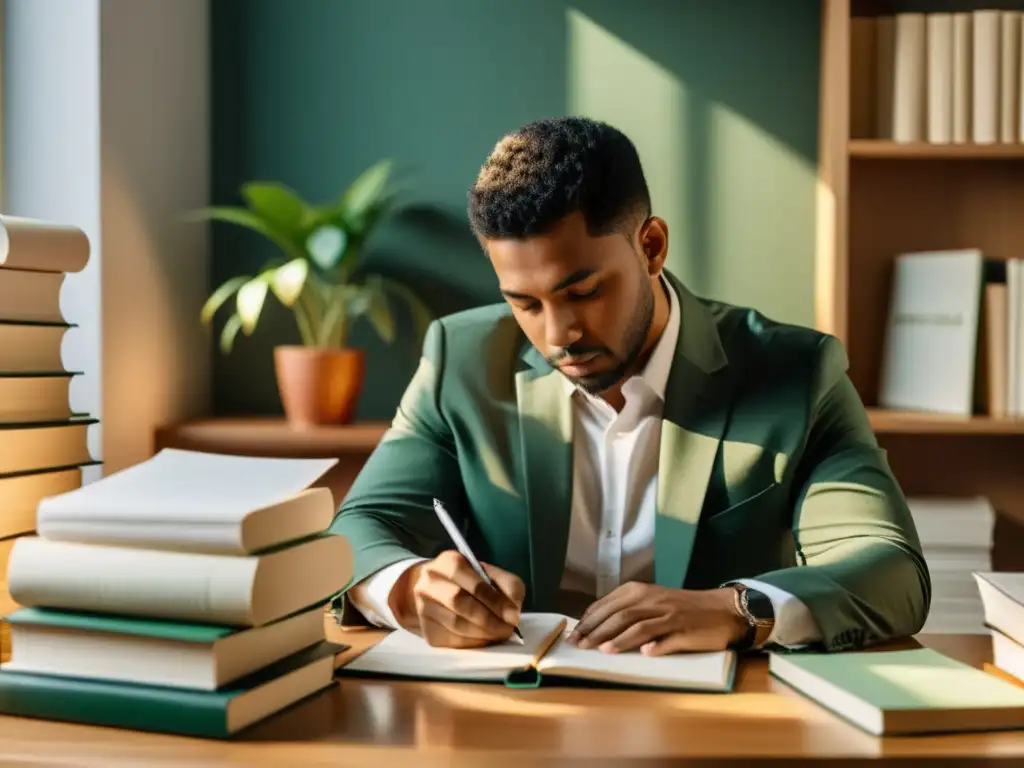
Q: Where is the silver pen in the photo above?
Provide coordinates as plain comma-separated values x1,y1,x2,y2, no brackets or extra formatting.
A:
432,498,524,643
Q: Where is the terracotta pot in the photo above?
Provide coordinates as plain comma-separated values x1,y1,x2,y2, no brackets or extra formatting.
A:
273,346,366,427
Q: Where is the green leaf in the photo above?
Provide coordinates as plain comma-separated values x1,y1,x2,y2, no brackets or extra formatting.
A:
306,225,348,270
201,275,249,325
339,159,393,225
270,258,309,307
240,182,307,235
219,313,244,354
236,277,270,334
364,279,396,344
186,206,298,257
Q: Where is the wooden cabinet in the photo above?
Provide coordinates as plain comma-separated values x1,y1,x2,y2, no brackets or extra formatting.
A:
816,1,1024,569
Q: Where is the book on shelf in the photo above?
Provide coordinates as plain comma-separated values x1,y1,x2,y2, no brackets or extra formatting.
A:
878,249,1024,419
340,612,737,692
852,10,1024,145
0,449,355,737
878,249,984,415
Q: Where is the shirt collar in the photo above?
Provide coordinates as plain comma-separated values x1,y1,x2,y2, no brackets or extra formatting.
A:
558,274,680,401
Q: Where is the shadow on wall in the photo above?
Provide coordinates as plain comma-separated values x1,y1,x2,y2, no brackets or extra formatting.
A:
209,0,819,421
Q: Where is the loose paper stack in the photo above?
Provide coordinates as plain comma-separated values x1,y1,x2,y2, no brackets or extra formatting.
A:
909,496,995,634
0,449,353,738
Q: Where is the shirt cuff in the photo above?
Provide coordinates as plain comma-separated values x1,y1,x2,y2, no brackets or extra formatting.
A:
733,578,823,649
346,557,426,629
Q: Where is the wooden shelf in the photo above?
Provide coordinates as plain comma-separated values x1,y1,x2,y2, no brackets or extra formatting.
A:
849,140,1024,159
868,409,1024,435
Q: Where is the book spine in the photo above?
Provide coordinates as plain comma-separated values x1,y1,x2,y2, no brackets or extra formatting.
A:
0,671,228,738
892,13,926,143
927,13,954,144
952,12,972,143
972,9,1001,144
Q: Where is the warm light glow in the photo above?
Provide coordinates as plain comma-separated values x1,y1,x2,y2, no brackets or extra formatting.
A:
423,685,586,718
566,8,687,279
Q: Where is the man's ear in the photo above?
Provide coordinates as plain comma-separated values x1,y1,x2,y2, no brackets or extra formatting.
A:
639,216,668,275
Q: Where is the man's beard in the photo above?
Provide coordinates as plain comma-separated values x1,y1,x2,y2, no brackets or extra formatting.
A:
548,280,655,395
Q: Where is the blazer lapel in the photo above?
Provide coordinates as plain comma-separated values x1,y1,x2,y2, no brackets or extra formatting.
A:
515,347,574,611
655,277,735,589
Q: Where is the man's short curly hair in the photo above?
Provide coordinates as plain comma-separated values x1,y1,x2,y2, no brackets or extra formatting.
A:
467,116,651,241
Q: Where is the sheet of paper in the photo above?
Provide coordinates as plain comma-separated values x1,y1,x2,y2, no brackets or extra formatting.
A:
36,448,338,524
540,639,733,690
343,613,568,680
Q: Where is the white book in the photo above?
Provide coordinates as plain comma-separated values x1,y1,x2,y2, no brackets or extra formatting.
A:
907,496,995,549
0,215,89,274
1001,12,1021,143
1,604,326,691
893,13,926,143
341,613,736,692
953,12,973,143
928,13,954,144
975,572,1024,647
37,448,339,554
973,10,1002,144
878,250,984,415
7,534,352,627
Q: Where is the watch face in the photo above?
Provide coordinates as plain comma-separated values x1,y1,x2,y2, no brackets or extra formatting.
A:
746,588,775,622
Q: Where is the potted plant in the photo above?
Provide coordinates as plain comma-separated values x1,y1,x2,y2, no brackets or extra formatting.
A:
193,160,431,427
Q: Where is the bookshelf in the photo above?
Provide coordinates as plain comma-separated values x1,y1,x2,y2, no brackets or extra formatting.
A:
817,0,1024,571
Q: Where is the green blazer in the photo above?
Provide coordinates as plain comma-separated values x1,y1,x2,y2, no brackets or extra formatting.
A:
329,271,931,651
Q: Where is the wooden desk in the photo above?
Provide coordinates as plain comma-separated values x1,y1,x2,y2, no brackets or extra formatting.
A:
153,417,389,505
0,624,1020,765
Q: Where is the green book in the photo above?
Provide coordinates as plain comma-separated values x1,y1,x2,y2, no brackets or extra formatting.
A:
3,605,330,690
770,647,1024,735
0,640,342,738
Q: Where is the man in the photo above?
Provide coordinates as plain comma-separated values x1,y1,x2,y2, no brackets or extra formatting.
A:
329,116,930,656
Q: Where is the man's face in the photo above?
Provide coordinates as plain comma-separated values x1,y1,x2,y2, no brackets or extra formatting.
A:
484,212,665,395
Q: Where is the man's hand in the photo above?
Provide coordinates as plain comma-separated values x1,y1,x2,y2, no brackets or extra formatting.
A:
389,550,525,648
564,582,750,656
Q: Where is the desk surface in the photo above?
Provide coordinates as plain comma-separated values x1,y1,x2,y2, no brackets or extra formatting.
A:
0,621,1020,765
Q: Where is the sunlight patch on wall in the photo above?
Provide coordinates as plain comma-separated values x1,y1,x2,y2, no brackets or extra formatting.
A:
706,103,816,327
566,8,689,280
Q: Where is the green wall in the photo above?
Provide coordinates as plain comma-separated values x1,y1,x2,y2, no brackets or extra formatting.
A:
210,0,820,420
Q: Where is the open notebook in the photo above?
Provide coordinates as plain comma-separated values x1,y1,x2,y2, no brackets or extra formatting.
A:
340,613,736,692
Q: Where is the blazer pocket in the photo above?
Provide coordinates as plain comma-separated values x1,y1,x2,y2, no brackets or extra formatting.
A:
705,482,782,532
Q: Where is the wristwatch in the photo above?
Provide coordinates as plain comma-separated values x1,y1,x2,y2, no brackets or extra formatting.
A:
730,583,775,650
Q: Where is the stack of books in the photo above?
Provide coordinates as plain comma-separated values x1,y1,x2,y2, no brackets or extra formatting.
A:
909,496,995,634
974,571,1024,688
0,214,100,658
0,448,353,738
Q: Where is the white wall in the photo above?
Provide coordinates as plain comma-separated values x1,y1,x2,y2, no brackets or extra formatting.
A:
3,0,211,477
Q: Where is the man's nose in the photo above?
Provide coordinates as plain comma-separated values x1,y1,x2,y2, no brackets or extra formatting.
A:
545,304,583,352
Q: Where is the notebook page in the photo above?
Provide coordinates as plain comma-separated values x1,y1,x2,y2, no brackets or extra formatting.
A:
343,613,568,681
36,448,338,524
539,619,734,690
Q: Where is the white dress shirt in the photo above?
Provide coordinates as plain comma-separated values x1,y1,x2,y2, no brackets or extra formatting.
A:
347,277,822,648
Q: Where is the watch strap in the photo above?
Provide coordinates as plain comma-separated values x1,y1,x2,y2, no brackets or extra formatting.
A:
729,583,775,650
